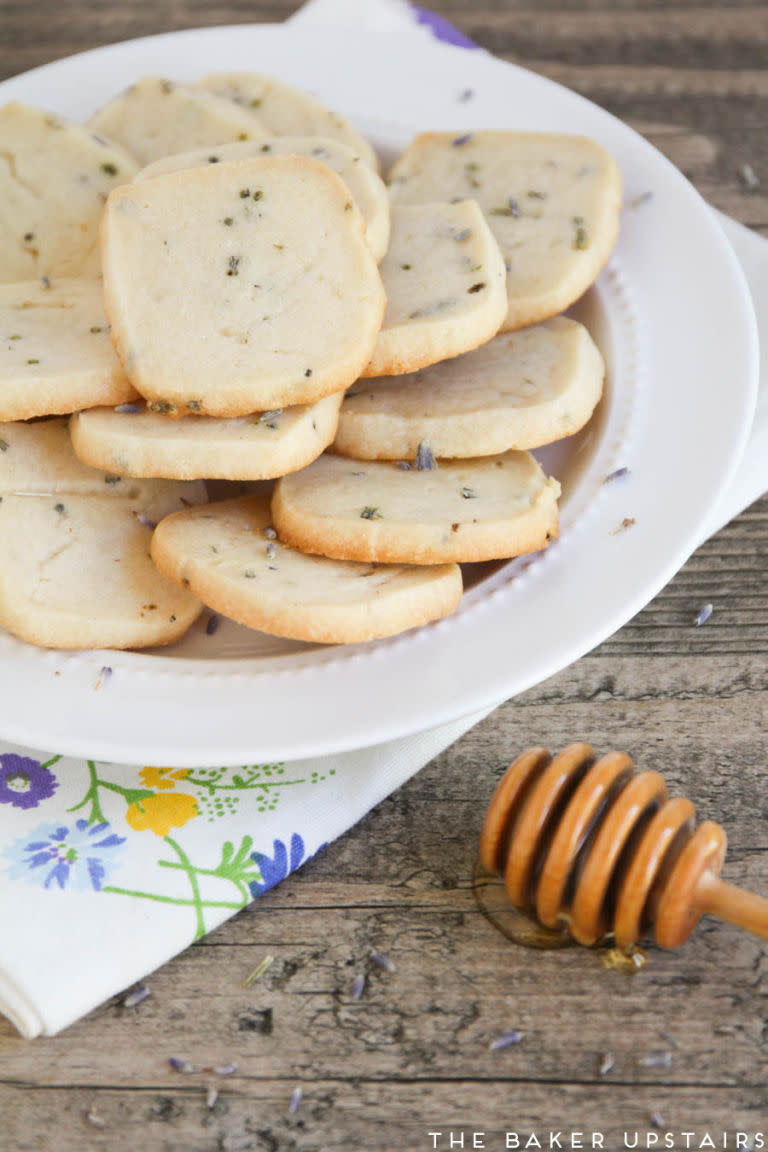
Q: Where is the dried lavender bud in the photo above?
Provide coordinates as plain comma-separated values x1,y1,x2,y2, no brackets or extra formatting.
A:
452,133,473,147
604,466,630,484
123,982,151,1008
370,950,396,973
694,603,713,628
115,403,142,414
288,1086,303,1115
136,513,157,530
598,1052,614,1076
415,440,437,471
351,974,366,1001
168,1057,196,1073
205,614,220,636
489,1030,523,1051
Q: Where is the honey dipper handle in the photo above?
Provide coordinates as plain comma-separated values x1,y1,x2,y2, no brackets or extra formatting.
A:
695,872,768,940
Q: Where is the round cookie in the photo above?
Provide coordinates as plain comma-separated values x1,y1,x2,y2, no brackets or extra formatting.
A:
0,418,206,650
89,77,269,166
366,201,507,377
0,102,138,283
199,72,379,171
272,450,561,565
0,278,138,421
151,494,463,644
135,137,390,262
70,393,342,480
388,132,622,332
101,156,386,417
335,317,604,459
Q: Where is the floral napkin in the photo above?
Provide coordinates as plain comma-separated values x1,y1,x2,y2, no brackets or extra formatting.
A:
0,0,765,1039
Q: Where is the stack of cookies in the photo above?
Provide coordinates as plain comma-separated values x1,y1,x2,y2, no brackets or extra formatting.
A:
0,73,621,650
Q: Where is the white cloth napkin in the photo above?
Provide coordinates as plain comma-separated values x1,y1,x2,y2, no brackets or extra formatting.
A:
0,0,765,1038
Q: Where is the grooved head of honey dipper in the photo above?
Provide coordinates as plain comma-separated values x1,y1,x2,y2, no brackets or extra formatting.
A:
655,821,727,949
479,747,554,875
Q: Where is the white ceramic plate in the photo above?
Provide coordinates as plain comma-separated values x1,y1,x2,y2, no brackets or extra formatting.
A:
0,23,758,766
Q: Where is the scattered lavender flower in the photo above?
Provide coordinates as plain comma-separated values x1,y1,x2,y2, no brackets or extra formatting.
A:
598,1052,615,1076
136,513,157,530
115,403,143,414
264,527,277,540
395,461,412,471
206,614,220,636
243,954,274,987
739,163,759,190
628,191,654,210
639,1051,672,1069
95,665,112,690
289,1086,303,1114
266,541,277,560
694,603,713,628
454,228,472,242
489,1030,523,1051
212,1062,238,1077
452,133,473,147
370,950,396,973
85,1106,106,1128
458,88,475,103
604,466,630,484
168,1056,196,1073
650,1113,666,1130
123,982,150,1008
206,1086,219,1110
415,439,437,471
351,974,366,1001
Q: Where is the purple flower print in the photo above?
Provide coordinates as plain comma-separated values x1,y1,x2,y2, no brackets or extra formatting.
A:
412,6,479,50
0,754,58,810
4,819,125,891
248,833,327,898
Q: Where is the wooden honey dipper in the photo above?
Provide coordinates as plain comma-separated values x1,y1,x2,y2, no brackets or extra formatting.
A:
478,743,768,950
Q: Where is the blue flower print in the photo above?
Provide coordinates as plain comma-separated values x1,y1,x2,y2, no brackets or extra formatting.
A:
249,833,325,897
4,820,126,891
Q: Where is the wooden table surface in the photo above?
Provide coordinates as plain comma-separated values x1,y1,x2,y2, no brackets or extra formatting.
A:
1,2,767,1149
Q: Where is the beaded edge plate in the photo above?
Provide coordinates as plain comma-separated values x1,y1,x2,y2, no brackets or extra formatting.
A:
0,23,757,765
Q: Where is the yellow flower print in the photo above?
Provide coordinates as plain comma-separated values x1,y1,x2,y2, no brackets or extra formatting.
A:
125,791,199,836
139,766,190,791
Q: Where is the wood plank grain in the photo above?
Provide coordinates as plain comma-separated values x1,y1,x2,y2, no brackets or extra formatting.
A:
0,1,765,1147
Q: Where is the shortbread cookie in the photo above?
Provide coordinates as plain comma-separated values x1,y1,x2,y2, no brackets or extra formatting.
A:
89,77,269,166
151,493,463,644
0,419,206,649
366,202,507,377
200,72,378,171
101,156,385,417
70,393,342,480
335,317,604,459
0,102,138,283
272,450,560,564
135,137,390,262
0,279,137,421
388,132,622,331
